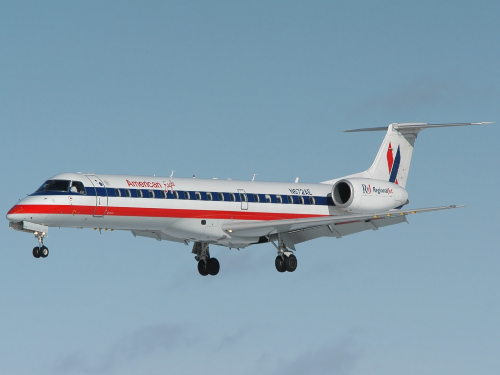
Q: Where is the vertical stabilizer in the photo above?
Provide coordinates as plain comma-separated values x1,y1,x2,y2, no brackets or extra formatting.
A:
360,124,417,188
323,122,492,188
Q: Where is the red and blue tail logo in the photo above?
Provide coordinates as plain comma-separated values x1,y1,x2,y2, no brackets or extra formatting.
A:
386,142,401,184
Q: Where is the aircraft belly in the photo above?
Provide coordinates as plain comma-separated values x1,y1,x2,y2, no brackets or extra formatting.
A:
164,218,224,242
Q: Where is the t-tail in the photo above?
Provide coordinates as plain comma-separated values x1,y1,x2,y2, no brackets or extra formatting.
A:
328,122,492,188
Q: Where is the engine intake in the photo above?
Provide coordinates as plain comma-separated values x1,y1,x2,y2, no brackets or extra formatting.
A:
333,180,354,207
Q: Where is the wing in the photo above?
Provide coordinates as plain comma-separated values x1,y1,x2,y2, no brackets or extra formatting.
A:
221,205,463,246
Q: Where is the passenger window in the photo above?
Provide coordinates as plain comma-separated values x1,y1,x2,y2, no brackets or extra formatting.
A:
299,196,304,204
160,190,166,199
149,190,154,198
195,192,201,200
230,193,236,202
115,189,121,197
218,193,224,201
288,196,293,204
174,191,179,199
125,189,131,197
185,191,190,200
137,190,143,198
265,194,271,203
310,196,315,205
254,194,260,203
240,193,247,202
207,192,213,201
276,195,282,204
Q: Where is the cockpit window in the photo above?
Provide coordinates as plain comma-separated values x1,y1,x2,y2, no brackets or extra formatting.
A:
70,181,86,194
36,179,86,194
36,180,71,192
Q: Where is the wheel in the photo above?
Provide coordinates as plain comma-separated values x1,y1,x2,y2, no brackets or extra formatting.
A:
32,247,40,258
284,254,297,272
275,255,286,272
40,246,49,258
198,260,209,276
208,258,220,276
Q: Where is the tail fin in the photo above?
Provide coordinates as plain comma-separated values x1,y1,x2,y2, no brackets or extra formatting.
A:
330,122,492,188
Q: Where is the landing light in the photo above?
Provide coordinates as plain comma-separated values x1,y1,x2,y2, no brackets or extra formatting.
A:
228,229,233,233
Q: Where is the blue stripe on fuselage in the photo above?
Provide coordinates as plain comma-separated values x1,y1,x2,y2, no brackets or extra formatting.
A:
30,187,336,206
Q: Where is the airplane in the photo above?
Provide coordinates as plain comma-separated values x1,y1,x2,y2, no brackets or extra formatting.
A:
6,122,491,276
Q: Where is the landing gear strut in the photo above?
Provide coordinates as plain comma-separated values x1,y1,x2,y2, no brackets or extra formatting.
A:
192,242,219,276
32,231,49,259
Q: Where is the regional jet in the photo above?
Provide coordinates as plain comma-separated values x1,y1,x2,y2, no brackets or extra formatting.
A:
6,122,491,276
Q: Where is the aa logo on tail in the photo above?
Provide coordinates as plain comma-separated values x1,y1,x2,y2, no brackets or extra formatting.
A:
386,142,401,184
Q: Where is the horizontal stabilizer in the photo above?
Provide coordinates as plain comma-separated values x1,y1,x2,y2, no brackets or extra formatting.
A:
344,122,493,133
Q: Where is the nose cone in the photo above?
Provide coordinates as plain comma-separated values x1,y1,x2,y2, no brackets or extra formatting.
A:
6,204,24,222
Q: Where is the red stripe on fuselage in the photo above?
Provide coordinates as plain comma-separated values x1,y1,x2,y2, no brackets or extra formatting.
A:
11,204,328,221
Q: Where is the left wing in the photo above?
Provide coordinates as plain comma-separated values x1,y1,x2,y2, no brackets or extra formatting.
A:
221,205,463,240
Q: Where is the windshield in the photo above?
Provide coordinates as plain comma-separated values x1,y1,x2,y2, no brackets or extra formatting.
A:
36,180,71,192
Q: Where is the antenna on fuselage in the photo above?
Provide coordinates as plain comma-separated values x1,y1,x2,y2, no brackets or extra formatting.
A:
295,177,299,183
170,170,175,178
252,174,257,181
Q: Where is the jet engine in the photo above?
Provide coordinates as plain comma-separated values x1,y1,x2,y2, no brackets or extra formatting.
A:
332,178,408,213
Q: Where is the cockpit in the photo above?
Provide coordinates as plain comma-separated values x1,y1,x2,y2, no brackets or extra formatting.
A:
36,180,86,194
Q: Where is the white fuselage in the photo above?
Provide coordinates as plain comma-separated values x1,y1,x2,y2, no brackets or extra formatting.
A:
7,172,347,247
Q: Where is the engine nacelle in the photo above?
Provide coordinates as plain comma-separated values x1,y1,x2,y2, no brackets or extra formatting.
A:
332,178,408,213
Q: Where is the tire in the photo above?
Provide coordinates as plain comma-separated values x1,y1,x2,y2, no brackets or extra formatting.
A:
208,258,220,276
275,256,286,272
32,247,40,258
285,254,297,272
198,260,209,276
40,246,49,258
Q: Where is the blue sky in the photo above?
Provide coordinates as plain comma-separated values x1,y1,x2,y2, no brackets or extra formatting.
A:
1,1,499,374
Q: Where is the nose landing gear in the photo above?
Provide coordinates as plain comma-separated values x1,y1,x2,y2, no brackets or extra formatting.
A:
32,231,49,259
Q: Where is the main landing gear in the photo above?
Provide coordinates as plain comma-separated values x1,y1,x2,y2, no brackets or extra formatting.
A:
32,231,49,259
272,234,297,273
192,242,220,276
275,252,297,273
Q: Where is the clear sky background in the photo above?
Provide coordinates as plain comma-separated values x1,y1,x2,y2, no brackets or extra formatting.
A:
1,1,499,374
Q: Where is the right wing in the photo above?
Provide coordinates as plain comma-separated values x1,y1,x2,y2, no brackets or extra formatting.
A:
221,205,463,243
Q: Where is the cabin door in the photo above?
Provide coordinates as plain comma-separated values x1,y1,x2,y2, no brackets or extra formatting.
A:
237,189,248,210
85,175,108,217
